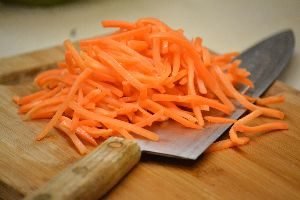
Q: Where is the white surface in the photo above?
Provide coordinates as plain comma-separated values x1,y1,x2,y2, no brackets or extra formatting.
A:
0,0,299,88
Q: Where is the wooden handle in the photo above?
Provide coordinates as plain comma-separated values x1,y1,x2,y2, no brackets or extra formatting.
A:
24,137,141,200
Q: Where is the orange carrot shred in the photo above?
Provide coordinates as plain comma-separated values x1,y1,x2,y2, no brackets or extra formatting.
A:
235,122,288,134
256,95,285,106
14,18,288,155
101,20,136,30
229,110,262,145
36,68,92,140
56,121,88,154
204,116,237,124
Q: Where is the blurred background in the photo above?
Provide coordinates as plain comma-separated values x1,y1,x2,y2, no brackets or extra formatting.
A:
0,0,299,88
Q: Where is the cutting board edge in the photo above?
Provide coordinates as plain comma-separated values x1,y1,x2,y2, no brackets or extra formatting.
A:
0,178,24,200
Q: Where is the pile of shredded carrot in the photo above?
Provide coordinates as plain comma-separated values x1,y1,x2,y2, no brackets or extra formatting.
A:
13,18,288,154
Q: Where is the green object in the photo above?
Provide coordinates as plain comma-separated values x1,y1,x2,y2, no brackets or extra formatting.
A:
1,0,76,6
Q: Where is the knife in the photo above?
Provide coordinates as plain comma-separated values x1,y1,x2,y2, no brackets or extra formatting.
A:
25,30,295,200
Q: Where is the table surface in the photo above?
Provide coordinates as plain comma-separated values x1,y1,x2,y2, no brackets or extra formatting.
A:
0,0,299,89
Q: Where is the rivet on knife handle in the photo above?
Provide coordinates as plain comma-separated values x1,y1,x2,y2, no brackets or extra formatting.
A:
24,137,141,200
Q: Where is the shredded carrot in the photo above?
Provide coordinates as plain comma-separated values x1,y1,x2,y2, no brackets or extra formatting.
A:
36,68,92,140
81,126,113,138
60,116,98,146
24,95,67,120
235,122,288,134
228,110,263,145
256,95,285,106
64,40,86,70
56,121,88,154
196,78,207,94
69,101,159,140
151,94,232,114
186,57,204,126
244,95,257,103
127,40,149,52
14,18,288,155
15,90,47,105
101,20,136,30
78,119,101,127
135,110,165,127
204,116,237,124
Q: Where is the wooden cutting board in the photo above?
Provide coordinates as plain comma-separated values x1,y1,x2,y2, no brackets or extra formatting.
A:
0,46,300,200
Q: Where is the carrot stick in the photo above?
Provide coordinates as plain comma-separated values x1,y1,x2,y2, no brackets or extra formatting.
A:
187,57,204,126
81,126,113,138
64,40,86,70
109,26,151,40
30,111,56,120
56,121,88,154
34,69,63,86
97,39,154,73
70,89,83,131
204,116,237,124
192,37,202,53
78,120,101,127
104,123,135,140
229,129,250,145
80,51,118,78
80,26,151,46
229,110,263,145
151,94,232,115
137,17,171,31
76,127,98,146
213,65,284,119
127,40,149,51
244,95,257,103
235,122,288,134
25,95,67,119
95,47,145,90
36,68,92,140
256,95,285,106
69,101,159,141
60,116,98,146
142,99,200,129
170,50,181,78
101,20,136,29
117,129,134,139
196,78,207,94
16,90,47,105
150,32,233,108
20,88,68,114
202,47,212,66
135,110,164,127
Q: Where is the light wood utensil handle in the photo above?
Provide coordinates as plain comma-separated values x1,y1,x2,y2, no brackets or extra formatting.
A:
24,137,141,200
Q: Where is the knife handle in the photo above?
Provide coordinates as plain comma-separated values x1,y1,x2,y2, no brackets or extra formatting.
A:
24,137,141,200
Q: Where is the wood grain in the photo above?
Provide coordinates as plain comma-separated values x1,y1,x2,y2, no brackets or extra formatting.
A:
0,48,300,200
107,81,300,200
0,46,64,85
